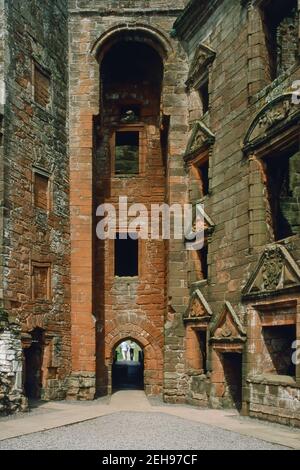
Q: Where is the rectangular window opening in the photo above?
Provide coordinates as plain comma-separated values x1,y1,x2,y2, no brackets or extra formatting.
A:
196,159,209,197
115,131,139,175
197,244,208,280
197,329,207,374
261,0,298,80
264,143,300,240
262,324,296,377
198,79,209,115
115,234,139,277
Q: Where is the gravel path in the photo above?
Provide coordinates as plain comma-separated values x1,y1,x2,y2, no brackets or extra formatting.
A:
0,411,288,450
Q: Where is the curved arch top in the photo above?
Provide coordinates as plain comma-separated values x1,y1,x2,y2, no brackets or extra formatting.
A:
243,93,299,152
91,23,174,62
113,336,145,353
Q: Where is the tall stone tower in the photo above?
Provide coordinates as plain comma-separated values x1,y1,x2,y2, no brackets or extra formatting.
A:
68,0,190,400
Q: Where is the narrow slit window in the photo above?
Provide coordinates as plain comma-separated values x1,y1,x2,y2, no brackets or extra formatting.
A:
196,159,209,197
198,79,209,115
197,244,208,280
197,330,207,374
115,131,139,175
115,234,139,277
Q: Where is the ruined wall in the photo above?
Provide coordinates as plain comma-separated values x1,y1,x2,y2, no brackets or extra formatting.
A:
174,0,300,424
0,0,5,322
2,0,70,402
0,312,26,414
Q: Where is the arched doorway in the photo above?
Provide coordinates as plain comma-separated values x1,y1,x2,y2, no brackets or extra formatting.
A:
112,339,144,391
23,328,44,400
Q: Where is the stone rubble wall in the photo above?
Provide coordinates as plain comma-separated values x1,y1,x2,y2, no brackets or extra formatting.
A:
0,315,27,415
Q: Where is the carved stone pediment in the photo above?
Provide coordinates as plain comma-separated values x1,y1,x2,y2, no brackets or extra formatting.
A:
210,302,246,343
244,93,300,152
184,121,215,160
242,245,300,298
183,289,212,323
186,43,216,89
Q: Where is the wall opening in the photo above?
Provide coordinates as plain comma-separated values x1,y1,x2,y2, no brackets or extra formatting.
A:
197,330,208,374
23,328,44,400
189,154,210,202
114,234,139,277
186,326,208,373
264,143,300,240
115,131,140,175
190,244,208,283
198,245,208,280
196,159,209,197
198,78,209,115
112,339,144,391
262,324,296,377
260,0,298,81
222,352,243,411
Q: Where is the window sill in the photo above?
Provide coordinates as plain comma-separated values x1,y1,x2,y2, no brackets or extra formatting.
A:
112,174,142,179
274,234,299,245
114,276,139,281
187,369,207,378
247,373,297,387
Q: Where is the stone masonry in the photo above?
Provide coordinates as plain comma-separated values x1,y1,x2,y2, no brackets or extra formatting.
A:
0,0,70,413
0,0,299,428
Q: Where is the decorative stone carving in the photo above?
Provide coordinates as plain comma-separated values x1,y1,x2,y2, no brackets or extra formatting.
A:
185,121,215,160
184,289,212,322
244,94,300,152
242,245,300,298
262,246,283,291
186,43,216,89
210,302,246,343
120,109,139,123
258,100,290,131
